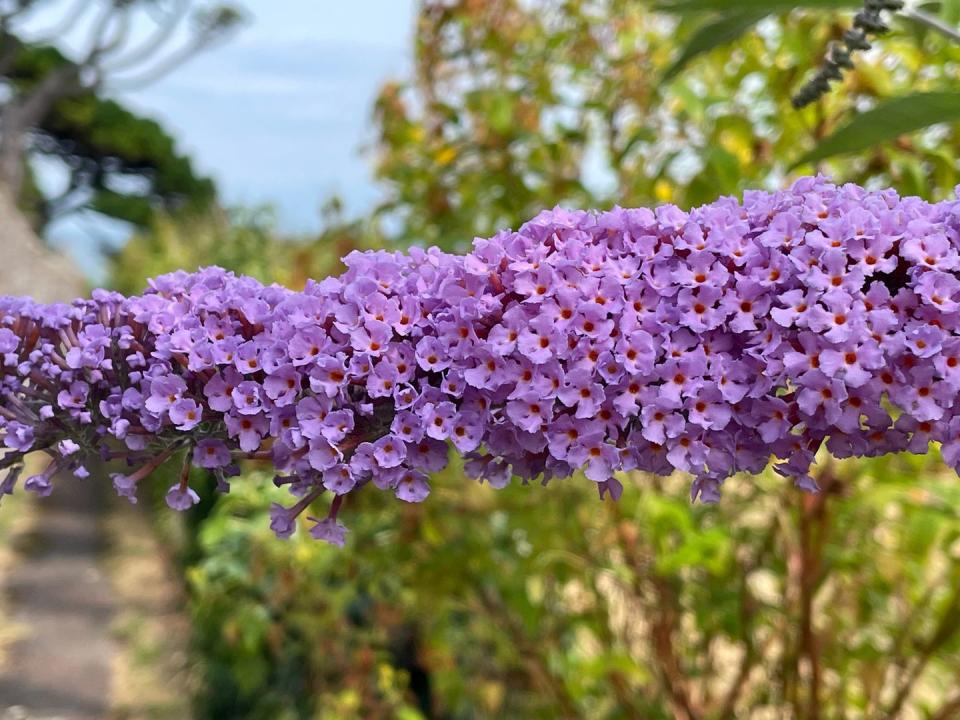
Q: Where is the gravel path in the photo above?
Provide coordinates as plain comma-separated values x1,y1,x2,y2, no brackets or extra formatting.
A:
0,476,117,720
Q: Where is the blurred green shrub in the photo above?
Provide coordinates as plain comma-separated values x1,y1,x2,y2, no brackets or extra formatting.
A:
186,456,960,718
372,0,960,251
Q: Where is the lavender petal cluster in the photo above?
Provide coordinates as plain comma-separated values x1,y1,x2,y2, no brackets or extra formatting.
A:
4,176,960,544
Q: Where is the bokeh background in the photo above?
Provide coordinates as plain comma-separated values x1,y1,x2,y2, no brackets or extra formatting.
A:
2,1,960,719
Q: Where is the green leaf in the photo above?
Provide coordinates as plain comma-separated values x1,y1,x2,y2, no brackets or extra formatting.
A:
655,0,858,11
936,0,960,26
792,91,960,168
663,11,768,81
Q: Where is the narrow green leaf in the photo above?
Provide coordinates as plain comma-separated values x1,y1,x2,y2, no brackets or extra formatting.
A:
655,0,858,11
792,91,960,168
663,11,767,81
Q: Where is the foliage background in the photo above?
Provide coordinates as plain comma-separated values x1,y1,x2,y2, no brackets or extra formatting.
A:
102,1,960,718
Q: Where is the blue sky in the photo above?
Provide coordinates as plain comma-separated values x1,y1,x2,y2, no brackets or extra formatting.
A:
40,0,416,279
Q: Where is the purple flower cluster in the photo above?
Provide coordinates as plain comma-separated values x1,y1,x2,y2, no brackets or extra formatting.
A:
4,176,960,544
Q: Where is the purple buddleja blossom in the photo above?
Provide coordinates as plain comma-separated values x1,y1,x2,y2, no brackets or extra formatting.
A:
8,176,960,543
394,469,430,502
193,439,232,468
165,483,200,511
373,434,407,468
506,394,551,434
269,502,297,539
263,365,301,406
169,398,203,431
309,517,348,546
323,464,356,495
112,473,139,503
144,375,187,415
203,370,242,413
422,402,456,440
24,461,57,497
231,381,263,415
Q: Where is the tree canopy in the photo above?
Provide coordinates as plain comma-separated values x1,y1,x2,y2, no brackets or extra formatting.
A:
0,0,241,232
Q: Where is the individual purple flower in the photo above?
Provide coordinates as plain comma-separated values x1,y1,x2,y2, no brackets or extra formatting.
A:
916,271,960,312
517,315,559,364
373,434,407,468
350,321,392,357
640,402,685,445
808,295,864,344
307,436,341,471
169,398,203,430
771,289,819,329
904,324,944,359
422,402,457,440
224,412,268,453
366,360,400,398
807,249,864,296
309,356,348,398
112,473,139,504
193,438,232,468
269,502,297,539
449,412,484,453
506,394,551,434
308,517,348,546
263,365,301,406
557,369,605,419
24,466,56,497
407,438,449,473
415,336,450,372
685,388,731,431
56,380,90,411
58,439,81,457
3,423,35,453
677,286,724,333
819,343,881,389
144,375,187,415
394,470,431,502
566,434,620,482
323,464,357,495
513,266,557,302
797,374,848,425
614,331,656,375
231,381,263,415
319,409,355,444
203,369,242,413
296,396,331,440
289,327,328,366
165,483,201,511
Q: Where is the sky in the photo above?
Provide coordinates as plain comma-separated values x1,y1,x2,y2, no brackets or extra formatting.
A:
36,0,417,279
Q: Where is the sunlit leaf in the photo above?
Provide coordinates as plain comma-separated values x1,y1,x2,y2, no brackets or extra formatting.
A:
944,0,960,26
